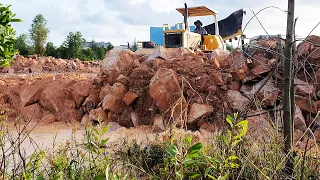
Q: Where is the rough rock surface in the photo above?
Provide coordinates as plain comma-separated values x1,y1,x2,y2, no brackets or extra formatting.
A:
188,103,214,124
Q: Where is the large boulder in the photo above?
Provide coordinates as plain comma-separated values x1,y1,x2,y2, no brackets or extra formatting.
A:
246,114,274,138
21,103,42,120
101,49,138,75
147,46,172,61
295,79,316,100
102,83,127,113
89,107,108,122
20,78,51,107
242,65,271,84
39,79,75,113
99,84,112,102
70,79,92,109
188,103,214,124
211,49,229,69
227,90,250,112
149,68,187,118
295,95,317,114
240,78,280,107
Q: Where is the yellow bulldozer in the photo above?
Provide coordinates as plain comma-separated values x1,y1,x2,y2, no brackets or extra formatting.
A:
162,3,245,52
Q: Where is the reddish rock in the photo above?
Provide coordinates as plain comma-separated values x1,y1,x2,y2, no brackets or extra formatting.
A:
200,122,216,133
117,74,129,86
122,92,138,106
40,114,56,125
39,80,74,113
295,95,317,114
147,46,172,61
83,86,101,114
240,78,280,107
297,41,311,57
81,114,90,125
228,81,241,91
102,83,127,113
99,84,112,101
188,103,213,124
101,49,138,75
70,79,92,108
212,49,230,69
153,115,166,133
294,106,308,132
108,122,122,132
295,79,316,100
212,72,232,86
247,114,273,138
149,68,187,117
89,107,108,122
294,130,305,142
227,90,250,112
131,112,139,127
21,103,42,120
231,65,249,81
20,80,48,107
242,65,271,84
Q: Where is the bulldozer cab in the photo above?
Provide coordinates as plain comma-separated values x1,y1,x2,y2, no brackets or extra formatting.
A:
175,6,220,35
163,5,225,52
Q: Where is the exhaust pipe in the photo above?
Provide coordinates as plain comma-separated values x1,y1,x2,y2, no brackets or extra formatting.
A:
184,3,189,31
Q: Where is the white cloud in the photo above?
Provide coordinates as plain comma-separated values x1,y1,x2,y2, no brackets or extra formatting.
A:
4,0,320,47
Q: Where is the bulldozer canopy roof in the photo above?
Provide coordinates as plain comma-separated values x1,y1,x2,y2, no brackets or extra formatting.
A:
176,6,218,17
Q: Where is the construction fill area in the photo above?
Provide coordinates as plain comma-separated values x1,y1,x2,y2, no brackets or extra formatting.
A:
0,35,320,148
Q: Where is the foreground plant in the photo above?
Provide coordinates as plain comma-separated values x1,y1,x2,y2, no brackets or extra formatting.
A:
0,3,22,66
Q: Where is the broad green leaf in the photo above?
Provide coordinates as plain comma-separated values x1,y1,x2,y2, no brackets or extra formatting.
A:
102,124,110,135
10,18,23,22
226,115,233,128
167,145,178,157
227,155,238,160
205,167,212,176
0,45,4,52
186,151,199,158
231,139,241,147
235,120,248,127
93,173,106,180
101,138,109,146
188,143,202,153
185,172,200,178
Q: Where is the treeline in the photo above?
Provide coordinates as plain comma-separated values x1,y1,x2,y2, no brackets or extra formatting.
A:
14,14,114,61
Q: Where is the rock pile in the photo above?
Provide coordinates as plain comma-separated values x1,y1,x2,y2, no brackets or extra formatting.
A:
1,35,320,144
0,55,100,74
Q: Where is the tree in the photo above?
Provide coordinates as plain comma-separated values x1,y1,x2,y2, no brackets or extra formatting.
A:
29,14,49,56
62,32,86,59
0,3,22,66
107,43,114,51
14,33,32,56
45,42,57,57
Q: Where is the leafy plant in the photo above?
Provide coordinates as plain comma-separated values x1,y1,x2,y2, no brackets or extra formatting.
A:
205,113,248,179
0,3,22,66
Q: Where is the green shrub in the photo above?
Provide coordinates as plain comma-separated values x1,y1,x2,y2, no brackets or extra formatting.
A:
0,3,22,66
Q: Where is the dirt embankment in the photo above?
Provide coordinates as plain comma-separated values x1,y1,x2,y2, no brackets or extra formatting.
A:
1,36,320,145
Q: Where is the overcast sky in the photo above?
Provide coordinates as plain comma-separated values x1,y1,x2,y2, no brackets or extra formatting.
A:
4,0,320,46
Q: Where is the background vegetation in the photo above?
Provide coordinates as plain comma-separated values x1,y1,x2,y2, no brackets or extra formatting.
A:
13,13,114,61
